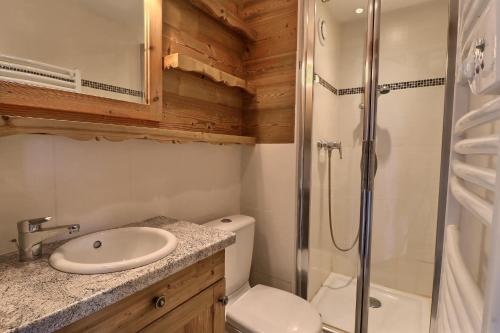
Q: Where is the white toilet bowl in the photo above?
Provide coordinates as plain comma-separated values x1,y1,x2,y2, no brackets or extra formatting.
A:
205,215,322,333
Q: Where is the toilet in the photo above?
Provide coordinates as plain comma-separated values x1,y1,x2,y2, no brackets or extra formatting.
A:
204,215,322,333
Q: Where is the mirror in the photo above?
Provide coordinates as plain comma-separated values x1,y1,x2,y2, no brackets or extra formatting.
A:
0,0,148,104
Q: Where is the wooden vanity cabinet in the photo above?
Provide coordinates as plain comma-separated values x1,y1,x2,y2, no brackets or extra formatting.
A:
140,279,225,333
57,251,226,333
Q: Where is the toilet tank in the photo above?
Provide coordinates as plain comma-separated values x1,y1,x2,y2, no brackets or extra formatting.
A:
204,215,255,296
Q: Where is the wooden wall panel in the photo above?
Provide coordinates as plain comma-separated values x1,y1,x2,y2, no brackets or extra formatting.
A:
162,0,297,141
242,0,298,143
162,0,248,135
162,70,243,134
163,0,246,77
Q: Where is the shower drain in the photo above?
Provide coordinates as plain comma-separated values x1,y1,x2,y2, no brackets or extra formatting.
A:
369,297,382,308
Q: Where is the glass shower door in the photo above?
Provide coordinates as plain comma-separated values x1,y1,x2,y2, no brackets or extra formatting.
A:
298,0,450,332
368,1,449,332
304,0,370,332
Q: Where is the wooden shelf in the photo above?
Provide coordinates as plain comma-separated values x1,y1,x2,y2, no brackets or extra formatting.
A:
187,0,257,41
164,53,255,95
0,116,256,145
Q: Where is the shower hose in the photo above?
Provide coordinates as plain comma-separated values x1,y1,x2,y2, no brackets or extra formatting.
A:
327,149,359,252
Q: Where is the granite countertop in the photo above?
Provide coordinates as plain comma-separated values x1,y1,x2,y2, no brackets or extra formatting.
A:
0,216,235,333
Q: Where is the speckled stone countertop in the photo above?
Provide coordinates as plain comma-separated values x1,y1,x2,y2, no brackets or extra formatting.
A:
0,216,235,333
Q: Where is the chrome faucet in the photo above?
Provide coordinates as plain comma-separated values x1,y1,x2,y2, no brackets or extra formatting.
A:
15,217,80,261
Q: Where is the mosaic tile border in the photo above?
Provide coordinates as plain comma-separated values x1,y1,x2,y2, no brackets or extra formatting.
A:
315,73,446,96
315,74,337,95
81,79,144,98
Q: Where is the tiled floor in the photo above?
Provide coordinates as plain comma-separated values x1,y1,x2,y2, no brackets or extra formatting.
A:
312,273,431,333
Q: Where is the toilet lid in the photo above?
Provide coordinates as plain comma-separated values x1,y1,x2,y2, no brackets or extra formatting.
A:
226,285,322,333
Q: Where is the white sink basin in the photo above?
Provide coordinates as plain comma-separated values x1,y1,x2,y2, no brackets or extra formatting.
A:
49,227,178,274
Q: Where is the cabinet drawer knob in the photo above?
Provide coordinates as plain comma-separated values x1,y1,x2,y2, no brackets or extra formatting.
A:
218,296,229,306
153,295,166,309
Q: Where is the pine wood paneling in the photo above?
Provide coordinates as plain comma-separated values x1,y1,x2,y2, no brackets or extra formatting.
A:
0,116,256,145
162,0,251,136
164,53,255,94
187,0,257,41
240,0,293,20
242,0,298,143
162,70,243,134
163,0,246,77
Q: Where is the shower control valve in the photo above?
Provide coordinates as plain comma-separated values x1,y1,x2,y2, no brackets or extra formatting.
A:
317,140,342,159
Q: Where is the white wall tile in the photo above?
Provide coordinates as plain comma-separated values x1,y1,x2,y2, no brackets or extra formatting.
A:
0,135,242,255
310,0,448,298
53,138,133,233
240,144,297,292
0,135,56,254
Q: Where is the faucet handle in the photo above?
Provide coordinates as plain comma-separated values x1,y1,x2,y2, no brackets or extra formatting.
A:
17,217,52,233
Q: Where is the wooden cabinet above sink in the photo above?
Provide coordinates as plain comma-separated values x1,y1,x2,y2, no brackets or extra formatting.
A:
0,0,298,145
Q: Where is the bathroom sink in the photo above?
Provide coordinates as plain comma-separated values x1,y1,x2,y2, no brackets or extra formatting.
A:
49,227,178,274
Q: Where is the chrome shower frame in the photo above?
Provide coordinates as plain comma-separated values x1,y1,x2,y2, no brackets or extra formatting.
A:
429,0,459,332
295,0,458,332
354,0,380,331
295,0,315,299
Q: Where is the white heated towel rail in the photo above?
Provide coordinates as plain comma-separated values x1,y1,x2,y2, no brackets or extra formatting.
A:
450,176,493,226
454,135,500,155
438,225,484,333
451,104,498,227
452,160,496,191
0,54,81,92
455,97,500,134
441,1,500,332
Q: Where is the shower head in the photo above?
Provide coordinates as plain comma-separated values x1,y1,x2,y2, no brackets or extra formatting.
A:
379,84,391,95
358,85,391,110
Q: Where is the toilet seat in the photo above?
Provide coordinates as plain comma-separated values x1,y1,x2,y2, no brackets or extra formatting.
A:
226,284,322,333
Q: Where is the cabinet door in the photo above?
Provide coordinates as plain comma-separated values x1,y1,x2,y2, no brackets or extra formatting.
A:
57,252,225,333
140,279,226,333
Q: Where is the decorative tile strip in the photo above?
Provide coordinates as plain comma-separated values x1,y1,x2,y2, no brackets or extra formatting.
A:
382,77,446,92
81,79,144,98
337,77,446,95
338,86,364,95
314,74,446,96
315,74,338,95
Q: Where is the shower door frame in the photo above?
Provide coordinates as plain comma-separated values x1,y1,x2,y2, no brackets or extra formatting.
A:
354,0,380,331
295,0,458,332
295,1,381,331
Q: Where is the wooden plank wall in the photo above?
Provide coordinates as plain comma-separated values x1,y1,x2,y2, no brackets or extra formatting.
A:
162,0,298,142
162,0,246,135
241,0,298,143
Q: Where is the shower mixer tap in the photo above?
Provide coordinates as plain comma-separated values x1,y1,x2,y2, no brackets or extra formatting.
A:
317,140,343,159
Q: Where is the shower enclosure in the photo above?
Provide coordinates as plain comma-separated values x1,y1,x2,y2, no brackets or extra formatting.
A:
296,0,456,332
